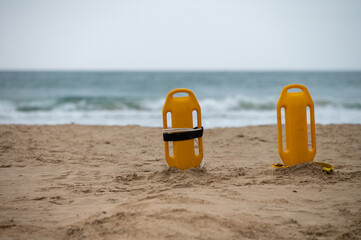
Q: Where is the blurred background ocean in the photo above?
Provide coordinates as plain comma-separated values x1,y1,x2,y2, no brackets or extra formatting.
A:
0,71,360,128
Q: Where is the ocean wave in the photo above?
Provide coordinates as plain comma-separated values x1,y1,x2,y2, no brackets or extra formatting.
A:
342,102,361,109
1,95,361,113
10,96,145,112
1,106,360,127
1,95,360,127
0,96,279,112
198,96,276,111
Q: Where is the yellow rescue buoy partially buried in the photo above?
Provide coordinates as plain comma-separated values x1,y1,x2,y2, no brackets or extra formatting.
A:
162,88,203,170
277,84,316,165
271,84,334,173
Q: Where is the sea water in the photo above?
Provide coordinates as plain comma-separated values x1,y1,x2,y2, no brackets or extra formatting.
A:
0,71,360,128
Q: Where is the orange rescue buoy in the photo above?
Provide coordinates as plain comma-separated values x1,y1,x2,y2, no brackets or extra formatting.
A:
162,88,203,170
276,84,316,166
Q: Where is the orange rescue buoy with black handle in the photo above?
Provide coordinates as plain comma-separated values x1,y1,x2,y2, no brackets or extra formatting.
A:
162,88,203,170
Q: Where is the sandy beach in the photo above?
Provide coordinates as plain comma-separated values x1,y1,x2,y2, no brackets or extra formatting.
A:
0,124,360,239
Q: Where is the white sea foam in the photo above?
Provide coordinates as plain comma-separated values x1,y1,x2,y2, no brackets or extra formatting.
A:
1,98,360,128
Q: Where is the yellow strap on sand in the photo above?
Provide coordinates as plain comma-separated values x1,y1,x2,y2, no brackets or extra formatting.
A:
270,162,334,174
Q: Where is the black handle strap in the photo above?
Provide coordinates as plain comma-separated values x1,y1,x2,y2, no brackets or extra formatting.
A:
163,127,203,141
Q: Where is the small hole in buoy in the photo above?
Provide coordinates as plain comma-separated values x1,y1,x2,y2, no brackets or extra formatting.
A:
169,141,174,157
166,112,172,128
192,110,197,128
194,138,199,155
281,107,286,151
173,92,189,98
306,106,311,150
287,88,302,93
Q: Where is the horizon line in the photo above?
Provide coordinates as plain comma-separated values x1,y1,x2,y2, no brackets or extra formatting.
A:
1,68,361,73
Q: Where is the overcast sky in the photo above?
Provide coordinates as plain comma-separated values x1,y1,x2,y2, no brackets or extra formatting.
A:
0,0,360,71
